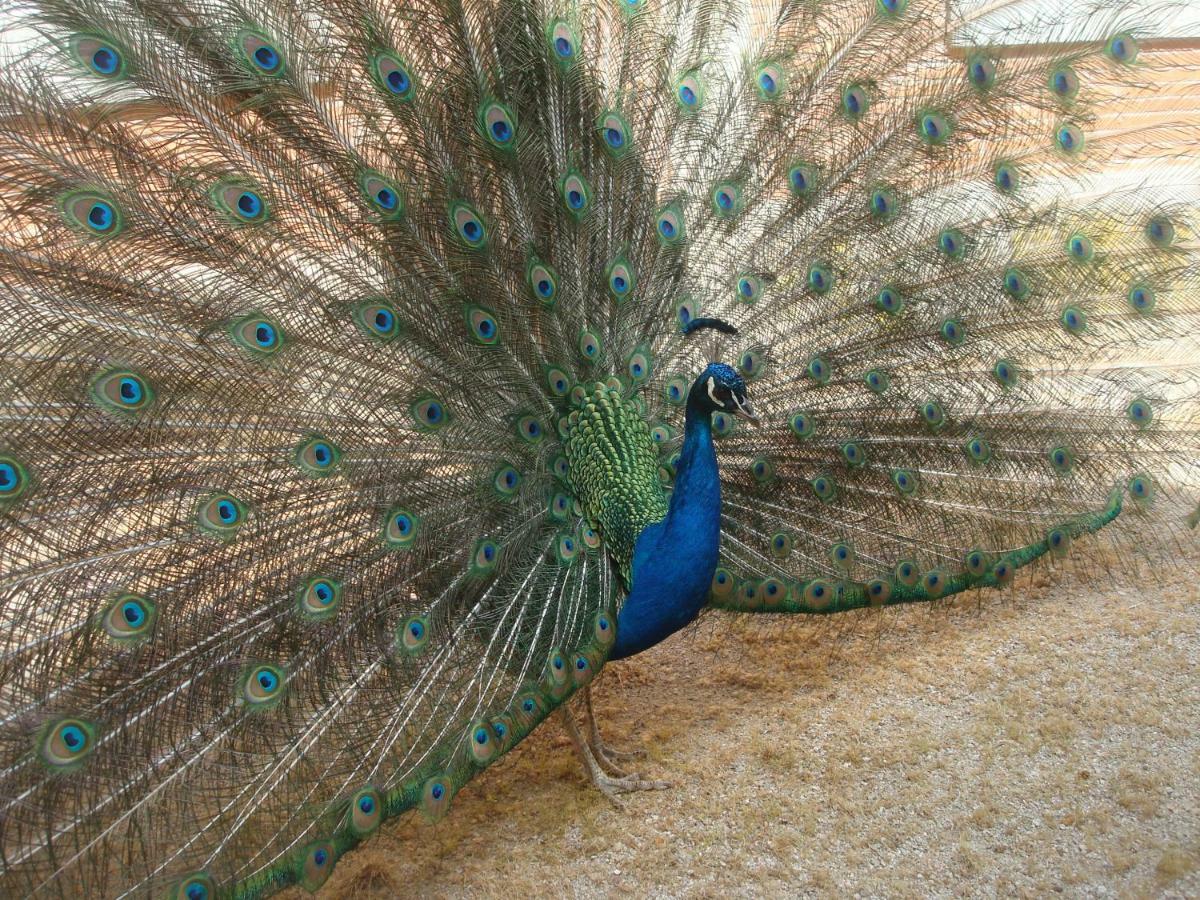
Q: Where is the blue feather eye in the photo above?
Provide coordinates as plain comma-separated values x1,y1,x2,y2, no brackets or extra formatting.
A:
578,329,602,360
710,567,738,601
864,369,889,393
90,369,153,414
211,180,268,224
411,395,449,430
547,20,578,62
1066,232,1094,262
0,455,29,502
471,539,500,574
938,228,966,260
397,615,429,655
894,560,919,585
919,399,946,430
664,375,688,406
1145,216,1175,248
1049,445,1076,473
231,314,285,357
1127,398,1153,429
655,203,685,245
479,100,518,149
627,347,651,382
874,284,904,315
711,411,734,436
868,184,899,222
371,51,415,100
299,841,337,892
559,171,592,216
449,201,488,248
556,532,579,565
59,191,123,236
789,410,816,439
810,474,837,502
464,305,500,345
348,787,383,836
736,273,763,304
964,436,992,464
296,576,341,621
739,349,764,380
544,365,571,398
769,532,793,559
294,434,340,476
675,296,701,330
516,415,544,443
966,53,997,90
597,111,632,158
526,257,559,306
788,161,819,199
355,300,401,341
993,358,1018,388
492,463,522,497
1106,32,1139,64
70,34,125,79
169,873,215,900
806,261,833,294
241,663,285,707
38,718,97,769
421,775,454,822
383,507,418,549
237,31,285,76
755,62,785,100
891,468,917,495
359,171,404,220
806,356,831,384
606,254,636,301
1056,123,1084,154
549,492,571,521
750,457,774,483
197,492,246,538
1127,282,1155,314
1127,473,1154,503
877,0,908,14
916,110,952,144
1060,305,1087,334
650,424,673,444
841,83,870,120
1003,267,1031,300
676,70,705,109
841,441,866,468
1048,66,1080,101
993,161,1019,193
101,593,156,642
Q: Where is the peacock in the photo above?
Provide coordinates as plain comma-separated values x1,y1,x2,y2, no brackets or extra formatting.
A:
0,0,1197,894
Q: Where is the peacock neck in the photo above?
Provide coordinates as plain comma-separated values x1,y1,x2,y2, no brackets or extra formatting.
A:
609,392,722,660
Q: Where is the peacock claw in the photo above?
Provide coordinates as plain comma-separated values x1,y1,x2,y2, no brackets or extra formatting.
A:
558,705,670,802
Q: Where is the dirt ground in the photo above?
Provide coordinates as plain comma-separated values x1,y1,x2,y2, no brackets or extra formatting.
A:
291,542,1199,900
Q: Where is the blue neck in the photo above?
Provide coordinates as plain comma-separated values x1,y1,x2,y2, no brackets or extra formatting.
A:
610,396,722,659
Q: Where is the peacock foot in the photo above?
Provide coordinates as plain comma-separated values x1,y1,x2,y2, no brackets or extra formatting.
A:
583,684,647,767
557,708,670,804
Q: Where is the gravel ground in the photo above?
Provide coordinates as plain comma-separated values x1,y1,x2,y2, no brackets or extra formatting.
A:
290,543,1199,899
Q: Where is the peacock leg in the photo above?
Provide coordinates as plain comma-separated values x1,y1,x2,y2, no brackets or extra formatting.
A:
557,709,670,801
583,684,647,765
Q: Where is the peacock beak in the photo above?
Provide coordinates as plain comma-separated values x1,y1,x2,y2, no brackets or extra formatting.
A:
732,395,760,426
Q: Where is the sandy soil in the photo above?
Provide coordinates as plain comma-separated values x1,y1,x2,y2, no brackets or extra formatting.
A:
289,544,1199,900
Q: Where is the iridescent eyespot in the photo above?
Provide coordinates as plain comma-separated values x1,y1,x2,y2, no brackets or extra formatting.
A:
383,507,418,549
556,532,579,564
966,53,996,91
874,284,904,315
869,185,898,222
552,456,570,481
90,369,153,414
739,349,764,380
712,411,734,436
1003,267,1031,300
60,191,123,236
299,841,337,892
917,110,952,145
711,567,737,601
211,180,268,224
1106,32,1139,64
736,273,763,304
755,62,785,100
940,318,965,346
449,200,488,248
841,83,869,120
770,532,793,559
1056,123,1084,154
1127,398,1153,429
557,170,592,215
1047,526,1072,558
421,775,454,822
544,366,571,398
0,455,29,503
101,593,156,642
371,51,415,100
38,717,97,769
516,415,544,443
606,255,635,301
992,558,1015,586
627,348,651,382
811,474,836,501
992,358,1018,388
1127,473,1154,502
789,411,816,439
399,615,430,654
650,424,673,444
891,468,917,495
751,457,774,483
665,375,688,405
197,492,246,538
841,441,866,467
865,369,889,393
348,787,383,836
675,296,701,330
993,161,1019,193
548,20,578,63
1066,232,1094,262
359,171,404,220
296,576,341,621
1048,66,1080,100
549,492,571,521
355,300,401,341
964,549,990,577
676,70,705,109
1060,305,1087,334
919,400,945,429
168,873,214,900
479,100,518,149
231,314,285,357
241,664,285,707
788,161,819,199
1127,283,1155,314
803,579,834,608
237,31,284,76
493,464,521,497
655,204,685,245
830,542,855,568
597,111,632,158
70,34,126,79
922,570,946,598
1145,216,1175,249
806,356,830,384
411,396,449,430
938,228,966,260
294,435,340,476
578,330,602,360
895,559,919,586
580,524,602,550
1049,445,1076,473
965,436,992,464
807,261,833,294
465,305,500,345
527,259,559,306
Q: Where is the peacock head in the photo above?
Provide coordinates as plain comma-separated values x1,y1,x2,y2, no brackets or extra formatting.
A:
690,363,757,422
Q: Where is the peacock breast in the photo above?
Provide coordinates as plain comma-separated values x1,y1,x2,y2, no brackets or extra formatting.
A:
563,382,669,585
